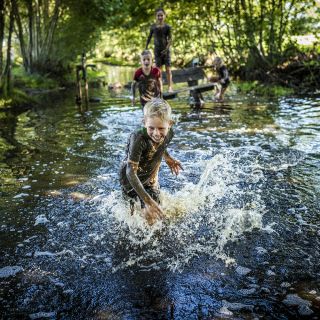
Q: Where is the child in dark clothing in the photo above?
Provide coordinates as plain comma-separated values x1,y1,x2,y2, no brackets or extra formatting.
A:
120,98,182,225
146,8,173,92
210,57,230,101
132,50,162,108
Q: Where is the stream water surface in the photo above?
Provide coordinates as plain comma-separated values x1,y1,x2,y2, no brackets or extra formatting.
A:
0,66,320,319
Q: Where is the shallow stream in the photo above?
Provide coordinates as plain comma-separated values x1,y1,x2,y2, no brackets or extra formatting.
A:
0,66,320,319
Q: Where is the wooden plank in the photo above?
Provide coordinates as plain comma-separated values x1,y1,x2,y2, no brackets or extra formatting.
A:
163,82,217,100
163,92,177,100
162,67,206,84
190,83,216,93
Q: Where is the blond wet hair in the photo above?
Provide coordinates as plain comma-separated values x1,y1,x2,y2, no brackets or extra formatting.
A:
141,49,153,57
144,98,172,122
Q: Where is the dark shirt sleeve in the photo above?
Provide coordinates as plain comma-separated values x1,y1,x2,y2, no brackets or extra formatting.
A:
127,133,145,163
219,66,229,82
151,67,161,79
133,69,140,82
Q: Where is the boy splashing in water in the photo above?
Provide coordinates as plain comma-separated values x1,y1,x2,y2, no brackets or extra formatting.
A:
132,50,162,108
120,98,182,225
146,8,173,92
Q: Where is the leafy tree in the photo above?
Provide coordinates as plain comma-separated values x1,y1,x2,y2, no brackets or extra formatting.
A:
99,0,319,77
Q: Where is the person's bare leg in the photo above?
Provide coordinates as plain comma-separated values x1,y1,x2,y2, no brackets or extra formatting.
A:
214,87,221,100
166,66,173,92
218,87,227,101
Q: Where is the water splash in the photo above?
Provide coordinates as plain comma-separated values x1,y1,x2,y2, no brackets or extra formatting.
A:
99,151,266,271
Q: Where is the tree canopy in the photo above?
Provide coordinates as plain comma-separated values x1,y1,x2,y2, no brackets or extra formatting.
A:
0,0,319,95
102,0,319,71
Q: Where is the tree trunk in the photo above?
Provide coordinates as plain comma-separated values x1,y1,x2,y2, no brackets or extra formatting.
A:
0,0,5,80
268,0,276,60
42,0,61,58
259,0,266,57
27,0,33,72
2,0,14,96
12,0,29,72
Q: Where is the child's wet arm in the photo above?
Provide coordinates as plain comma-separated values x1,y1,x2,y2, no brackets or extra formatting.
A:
166,28,172,49
159,78,163,98
164,150,176,163
126,162,153,204
166,38,172,50
164,150,183,175
164,150,171,160
131,81,137,99
146,28,153,49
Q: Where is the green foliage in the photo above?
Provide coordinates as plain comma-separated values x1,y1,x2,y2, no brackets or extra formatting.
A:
0,88,37,109
95,0,319,73
237,81,294,96
0,98,13,109
13,67,58,90
2,0,319,93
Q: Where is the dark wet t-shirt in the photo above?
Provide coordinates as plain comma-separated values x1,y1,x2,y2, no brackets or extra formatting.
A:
120,127,174,193
133,67,161,105
217,65,230,85
148,23,172,51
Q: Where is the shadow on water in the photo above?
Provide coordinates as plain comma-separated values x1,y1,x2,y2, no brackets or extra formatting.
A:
1,74,320,318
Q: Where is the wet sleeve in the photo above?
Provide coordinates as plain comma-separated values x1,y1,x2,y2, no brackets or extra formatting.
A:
222,67,229,80
152,67,161,80
127,133,145,163
126,133,152,204
133,69,139,82
220,66,229,82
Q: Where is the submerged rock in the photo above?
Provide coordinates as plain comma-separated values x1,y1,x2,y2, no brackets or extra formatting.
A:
235,266,252,276
218,306,233,316
239,288,256,295
280,282,291,288
0,266,24,278
34,214,49,226
266,270,276,276
29,311,57,319
222,300,254,311
282,294,313,316
255,246,268,254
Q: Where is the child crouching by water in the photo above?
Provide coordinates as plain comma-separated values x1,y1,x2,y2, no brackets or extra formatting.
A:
210,56,230,101
120,98,182,225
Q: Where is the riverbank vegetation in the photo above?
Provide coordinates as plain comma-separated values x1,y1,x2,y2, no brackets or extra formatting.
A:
100,0,319,92
0,0,319,105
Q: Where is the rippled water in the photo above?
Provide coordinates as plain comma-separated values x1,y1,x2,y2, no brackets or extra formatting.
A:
1,68,320,318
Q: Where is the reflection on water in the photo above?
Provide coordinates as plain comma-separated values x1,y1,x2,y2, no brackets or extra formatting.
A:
1,74,320,318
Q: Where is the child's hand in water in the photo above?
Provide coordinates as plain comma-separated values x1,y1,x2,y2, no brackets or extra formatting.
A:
165,156,183,176
144,199,164,225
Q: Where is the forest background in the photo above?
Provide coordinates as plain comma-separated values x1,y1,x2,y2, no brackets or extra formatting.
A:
0,0,319,103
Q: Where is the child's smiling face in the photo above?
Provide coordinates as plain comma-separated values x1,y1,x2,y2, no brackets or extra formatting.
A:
141,54,152,69
156,11,165,24
144,116,171,144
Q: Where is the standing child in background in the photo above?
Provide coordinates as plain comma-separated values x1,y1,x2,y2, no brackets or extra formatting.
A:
146,8,173,92
132,50,162,108
210,57,230,101
120,98,182,225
